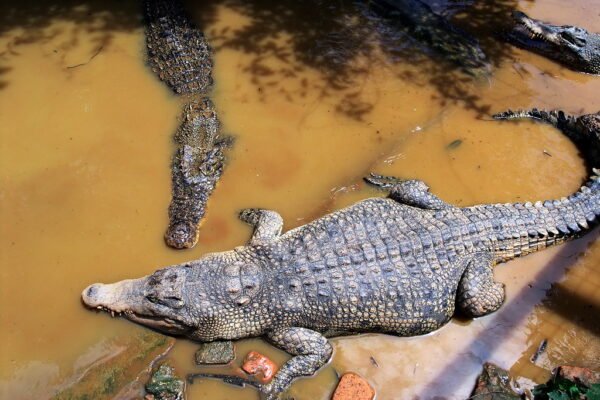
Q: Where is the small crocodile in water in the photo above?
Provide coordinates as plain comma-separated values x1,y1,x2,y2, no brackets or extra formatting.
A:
506,11,600,74
82,109,599,399
145,0,232,249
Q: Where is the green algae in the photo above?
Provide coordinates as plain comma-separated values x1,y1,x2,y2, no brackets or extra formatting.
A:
52,331,175,400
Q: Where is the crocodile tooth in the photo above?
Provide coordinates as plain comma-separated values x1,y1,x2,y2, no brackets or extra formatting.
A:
577,219,589,229
557,224,569,234
548,226,560,235
537,228,548,236
592,167,600,176
568,222,580,232
581,186,591,194
586,213,596,222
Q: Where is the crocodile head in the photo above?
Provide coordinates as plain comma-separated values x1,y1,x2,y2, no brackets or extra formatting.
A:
82,250,265,340
506,11,600,74
82,265,195,336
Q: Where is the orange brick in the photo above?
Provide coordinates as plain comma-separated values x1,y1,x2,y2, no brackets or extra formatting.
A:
242,351,277,383
332,372,375,400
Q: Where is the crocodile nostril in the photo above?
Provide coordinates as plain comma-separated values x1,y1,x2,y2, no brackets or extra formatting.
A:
86,285,97,298
82,284,101,307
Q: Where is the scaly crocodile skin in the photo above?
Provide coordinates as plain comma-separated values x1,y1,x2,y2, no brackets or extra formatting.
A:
83,110,599,399
506,11,600,74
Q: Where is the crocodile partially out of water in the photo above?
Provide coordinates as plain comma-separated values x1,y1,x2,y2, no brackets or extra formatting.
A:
82,109,599,399
145,0,231,249
506,10,600,74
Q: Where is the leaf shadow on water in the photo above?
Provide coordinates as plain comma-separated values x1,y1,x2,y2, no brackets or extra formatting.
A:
188,0,523,119
0,0,143,91
0,0,523,119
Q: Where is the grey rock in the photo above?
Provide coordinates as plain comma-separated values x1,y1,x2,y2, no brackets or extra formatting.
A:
194,341,235,365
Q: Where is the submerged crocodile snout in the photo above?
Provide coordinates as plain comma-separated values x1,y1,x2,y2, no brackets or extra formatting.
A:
165,221,199,249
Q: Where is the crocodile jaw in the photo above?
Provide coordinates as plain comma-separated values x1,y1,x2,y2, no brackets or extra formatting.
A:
82,277,191,335
507,11,588,57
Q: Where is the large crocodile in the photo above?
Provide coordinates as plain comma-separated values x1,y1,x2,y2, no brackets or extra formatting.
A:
506,10,600,74
145,0,232,249
82,109,599,399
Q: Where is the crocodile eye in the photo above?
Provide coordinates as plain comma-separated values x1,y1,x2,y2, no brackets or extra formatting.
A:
146,294,184,309
560,30,585,46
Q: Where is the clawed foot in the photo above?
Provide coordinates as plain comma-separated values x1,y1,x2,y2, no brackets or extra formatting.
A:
187,373,279,399
364,172,406,189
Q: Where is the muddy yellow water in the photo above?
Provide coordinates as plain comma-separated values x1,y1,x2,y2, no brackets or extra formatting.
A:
1,0,599,398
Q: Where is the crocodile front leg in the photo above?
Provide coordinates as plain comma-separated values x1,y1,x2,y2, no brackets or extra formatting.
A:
456,253,505,318
260,327,333,399
239,208,284,245
365,173,453,210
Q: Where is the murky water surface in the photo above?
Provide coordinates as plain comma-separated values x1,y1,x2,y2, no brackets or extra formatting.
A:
1,0,599,399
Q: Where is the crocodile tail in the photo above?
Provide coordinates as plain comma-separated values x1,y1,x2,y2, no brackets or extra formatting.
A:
490,110,600,260
493,108,600,167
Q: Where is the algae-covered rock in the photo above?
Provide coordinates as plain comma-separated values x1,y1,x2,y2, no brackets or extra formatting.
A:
471,363,521,400
194,341,235,365
145,364,185,400
52,331,175,400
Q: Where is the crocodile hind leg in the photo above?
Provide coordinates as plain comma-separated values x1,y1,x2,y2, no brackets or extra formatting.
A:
456,253,505,318
259,327,333,399
365,173,453,210
239,208,284,245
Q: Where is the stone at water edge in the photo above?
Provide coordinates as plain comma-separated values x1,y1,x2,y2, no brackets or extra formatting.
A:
332,372,375,400
242,351,278,383
194,341,235,365
145,364,185,400
470,363,521,400
555,365,600,388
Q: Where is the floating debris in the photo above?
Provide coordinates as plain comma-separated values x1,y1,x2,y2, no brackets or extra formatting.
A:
530,338,548,363
446,139,463,150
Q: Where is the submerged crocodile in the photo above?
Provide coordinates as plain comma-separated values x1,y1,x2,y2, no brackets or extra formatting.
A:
145,0,231,249
82,109,599,399
368,0,489,75
506,10,600,74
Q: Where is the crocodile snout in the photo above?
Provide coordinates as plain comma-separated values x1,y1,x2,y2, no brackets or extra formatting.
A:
81,283,104,308
165,221,199,249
